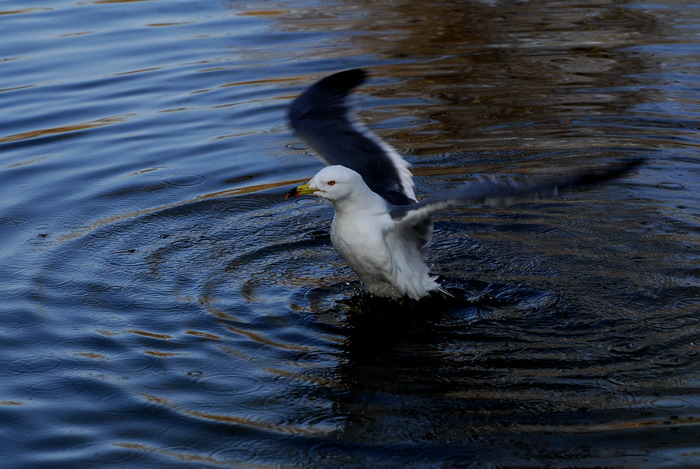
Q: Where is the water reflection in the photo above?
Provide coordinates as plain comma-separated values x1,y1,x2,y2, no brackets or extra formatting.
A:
278,0,665,154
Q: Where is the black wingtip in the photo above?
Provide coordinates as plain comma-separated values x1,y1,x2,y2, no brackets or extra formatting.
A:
289,69,368,129
575,157,645,187
313,68,367,94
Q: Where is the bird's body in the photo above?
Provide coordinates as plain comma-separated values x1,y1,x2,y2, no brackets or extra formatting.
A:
310,166,440,299
286,69,642,300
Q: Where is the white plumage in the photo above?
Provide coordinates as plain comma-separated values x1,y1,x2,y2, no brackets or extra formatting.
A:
304,165,440,300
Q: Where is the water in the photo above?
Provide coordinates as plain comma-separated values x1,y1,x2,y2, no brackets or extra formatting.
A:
1,0,699,467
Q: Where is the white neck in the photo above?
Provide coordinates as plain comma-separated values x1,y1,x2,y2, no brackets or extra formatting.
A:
332,184,387,216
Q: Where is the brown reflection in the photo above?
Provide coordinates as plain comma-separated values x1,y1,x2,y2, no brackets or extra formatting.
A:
185,330,222,340
79,0,154,4
0,8,52,16
112,443,227,466
128,329,173,339
226,324,313,352
137,393,331,436
0,114,134,144
273,1,663,163
143,350,184,357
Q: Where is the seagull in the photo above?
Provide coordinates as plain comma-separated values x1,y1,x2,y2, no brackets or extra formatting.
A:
286,69,642,300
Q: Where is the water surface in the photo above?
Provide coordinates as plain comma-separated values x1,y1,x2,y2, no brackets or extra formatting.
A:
1,0,699,467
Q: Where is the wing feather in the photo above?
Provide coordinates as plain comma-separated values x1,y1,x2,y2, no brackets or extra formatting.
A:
390,158,644,226
289,69,416,205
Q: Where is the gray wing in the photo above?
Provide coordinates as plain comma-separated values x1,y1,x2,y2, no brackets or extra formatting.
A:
289,69,416,205
390,158,644,225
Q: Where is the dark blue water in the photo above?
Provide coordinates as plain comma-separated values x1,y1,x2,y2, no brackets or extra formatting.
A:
2,0,699,467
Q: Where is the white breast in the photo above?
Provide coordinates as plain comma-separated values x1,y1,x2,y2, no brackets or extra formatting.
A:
330,210,439,299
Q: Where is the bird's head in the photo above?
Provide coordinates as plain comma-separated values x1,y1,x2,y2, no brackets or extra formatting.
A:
286,165,364,202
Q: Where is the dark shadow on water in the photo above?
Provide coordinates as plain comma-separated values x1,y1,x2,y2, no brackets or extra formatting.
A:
335,277,556,323
323,277,561,399
291,279,584,466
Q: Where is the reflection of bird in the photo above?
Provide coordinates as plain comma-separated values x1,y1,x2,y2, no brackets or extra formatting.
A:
286,69,642,300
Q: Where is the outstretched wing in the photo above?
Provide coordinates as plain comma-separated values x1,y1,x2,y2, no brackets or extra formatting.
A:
389,158,644,225
289,69,416,205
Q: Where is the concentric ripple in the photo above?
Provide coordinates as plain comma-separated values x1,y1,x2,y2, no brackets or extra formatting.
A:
2,0,700,466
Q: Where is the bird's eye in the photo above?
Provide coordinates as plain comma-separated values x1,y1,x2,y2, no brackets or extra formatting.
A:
327,181,336,186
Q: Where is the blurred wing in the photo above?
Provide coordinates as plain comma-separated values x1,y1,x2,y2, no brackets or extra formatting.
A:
289,69,416,205
390,158,644,225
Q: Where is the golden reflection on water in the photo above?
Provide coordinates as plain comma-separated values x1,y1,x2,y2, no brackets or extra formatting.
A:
0,114,134,144
128,329,174,340
227,324,313,353
0,8,52,16
271,0,665,158
112,443,230,467
137,393,333,436
80,0,154,4
185,330,222,341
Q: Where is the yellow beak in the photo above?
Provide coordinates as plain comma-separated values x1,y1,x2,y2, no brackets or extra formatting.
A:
285,183,319,199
